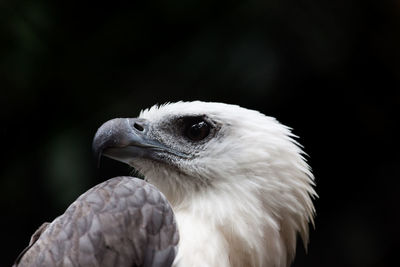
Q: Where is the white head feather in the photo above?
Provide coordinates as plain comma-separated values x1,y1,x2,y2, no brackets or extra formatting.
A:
134,101,316,267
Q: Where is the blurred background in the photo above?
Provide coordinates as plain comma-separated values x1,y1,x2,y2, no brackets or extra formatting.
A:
1,0,399,266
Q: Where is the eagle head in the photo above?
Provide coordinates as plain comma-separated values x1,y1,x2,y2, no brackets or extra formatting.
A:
93,101,316,267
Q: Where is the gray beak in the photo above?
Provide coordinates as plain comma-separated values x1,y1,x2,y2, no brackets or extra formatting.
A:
93,118,170,166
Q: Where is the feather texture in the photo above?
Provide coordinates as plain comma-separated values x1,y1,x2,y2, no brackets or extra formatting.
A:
15,177,178,267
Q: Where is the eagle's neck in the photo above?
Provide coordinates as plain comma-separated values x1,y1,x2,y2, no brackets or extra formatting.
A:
145,158,312,267
168,179,294,267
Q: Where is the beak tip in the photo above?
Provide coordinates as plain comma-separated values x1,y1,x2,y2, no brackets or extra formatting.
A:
96,158,101,168
92,134,104,168
93,147,101,168
95,151,102,168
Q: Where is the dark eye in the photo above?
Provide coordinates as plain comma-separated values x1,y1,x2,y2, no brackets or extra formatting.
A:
185,120,210,141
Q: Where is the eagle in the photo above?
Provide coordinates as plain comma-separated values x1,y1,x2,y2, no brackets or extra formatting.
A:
14,101,316,267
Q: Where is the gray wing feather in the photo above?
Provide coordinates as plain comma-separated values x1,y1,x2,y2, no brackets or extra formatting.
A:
15,176,179,267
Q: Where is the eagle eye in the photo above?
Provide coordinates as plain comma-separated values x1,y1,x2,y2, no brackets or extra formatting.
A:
185,120,210,141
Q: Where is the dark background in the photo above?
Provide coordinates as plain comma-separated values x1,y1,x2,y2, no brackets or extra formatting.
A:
1,0,399,266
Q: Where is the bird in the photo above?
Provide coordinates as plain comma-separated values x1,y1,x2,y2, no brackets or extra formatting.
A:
15,101,316,267
93,101,317,266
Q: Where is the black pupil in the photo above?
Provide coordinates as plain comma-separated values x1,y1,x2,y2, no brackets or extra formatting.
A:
186,121,210,141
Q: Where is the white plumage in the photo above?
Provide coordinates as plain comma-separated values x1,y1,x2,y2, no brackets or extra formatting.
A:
133,101,317,267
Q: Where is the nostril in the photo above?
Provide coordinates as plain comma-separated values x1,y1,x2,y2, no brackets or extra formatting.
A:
133,123,144,131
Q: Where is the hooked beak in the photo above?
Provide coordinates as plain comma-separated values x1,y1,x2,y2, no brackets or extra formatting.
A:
92,118,183,167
